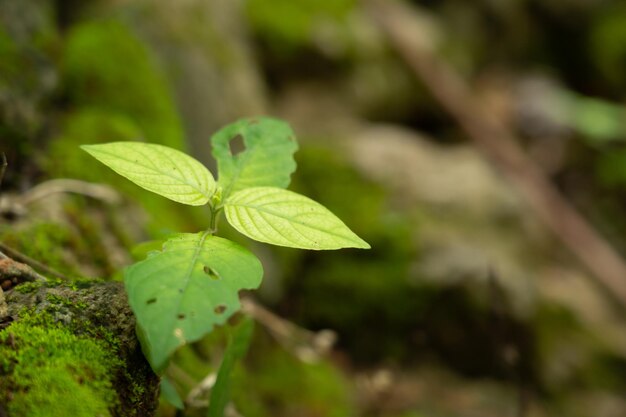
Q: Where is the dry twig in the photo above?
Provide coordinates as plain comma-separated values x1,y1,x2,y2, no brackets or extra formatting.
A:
241,297,337,363
0,251,47,282
19,179,121,206
0,242,66,281
369,0,626,309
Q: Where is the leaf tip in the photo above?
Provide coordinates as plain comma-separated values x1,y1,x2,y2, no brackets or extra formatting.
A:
358,241,372,250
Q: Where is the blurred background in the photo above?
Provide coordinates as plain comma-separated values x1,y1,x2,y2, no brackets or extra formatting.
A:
2,0,626,416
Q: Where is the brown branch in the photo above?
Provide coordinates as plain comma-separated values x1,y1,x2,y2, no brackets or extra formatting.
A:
0,242,68,281
0,252,47,283
369,0,626,308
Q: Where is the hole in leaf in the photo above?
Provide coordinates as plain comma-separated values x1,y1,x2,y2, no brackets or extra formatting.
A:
203,265,220,280
177,313,186,320
214,305,226,315
248,119,259,125
146,298,157,305
178,288,183,294
229,134,245,156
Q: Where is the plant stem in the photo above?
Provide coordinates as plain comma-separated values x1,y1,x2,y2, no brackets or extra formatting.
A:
208,207,222,235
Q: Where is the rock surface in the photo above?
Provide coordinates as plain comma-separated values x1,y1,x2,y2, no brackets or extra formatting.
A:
1,280,159,417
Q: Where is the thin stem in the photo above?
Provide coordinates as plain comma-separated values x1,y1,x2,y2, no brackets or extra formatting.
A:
0,152,7,190
208,206,222,235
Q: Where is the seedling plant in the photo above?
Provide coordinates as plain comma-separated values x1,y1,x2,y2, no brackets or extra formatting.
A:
82,117,369,412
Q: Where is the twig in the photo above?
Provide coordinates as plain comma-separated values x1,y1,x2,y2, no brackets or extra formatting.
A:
370,0,626,309
185,372,217,408
241,297,337,363
19,179,121,206
0,242,68,281
0,251,47,282
0,153,6,190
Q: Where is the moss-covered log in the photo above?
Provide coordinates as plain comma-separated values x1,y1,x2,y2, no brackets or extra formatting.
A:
0,280,159,417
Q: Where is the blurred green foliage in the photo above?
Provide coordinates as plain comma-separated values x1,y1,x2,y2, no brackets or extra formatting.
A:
45,20,208,235
234,345,353,417
246,0,355,51
283,146,418,360
589,4,626,92
62,21,185,149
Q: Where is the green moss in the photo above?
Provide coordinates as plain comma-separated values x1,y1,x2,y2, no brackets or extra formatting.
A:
0,317,120,417
13,281,45,294
46,293,88,310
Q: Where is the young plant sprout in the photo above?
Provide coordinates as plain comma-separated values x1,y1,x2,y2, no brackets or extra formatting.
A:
81,117,370,375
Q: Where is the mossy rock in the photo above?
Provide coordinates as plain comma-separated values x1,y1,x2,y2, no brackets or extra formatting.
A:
1,322,115,417
1,280,159,417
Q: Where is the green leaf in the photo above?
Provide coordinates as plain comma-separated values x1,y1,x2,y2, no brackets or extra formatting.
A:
210,117,298,198
81,142,216,205
224,187,370,250
160,377,184,410
207,318,254,417
125,233,263,371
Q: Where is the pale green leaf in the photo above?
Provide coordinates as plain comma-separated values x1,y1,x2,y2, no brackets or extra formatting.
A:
81,142,215,205
207,318,254,417
210,117,298,198
224,187,370,250
125,233,263,371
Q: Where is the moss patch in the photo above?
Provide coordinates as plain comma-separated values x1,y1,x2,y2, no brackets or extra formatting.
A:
0,316,119,417
4,281,159,416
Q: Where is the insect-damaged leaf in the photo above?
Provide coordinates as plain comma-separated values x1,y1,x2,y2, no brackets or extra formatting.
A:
210,117,298,198
125,233,263,371
81,142,216,205
224,187,370,250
